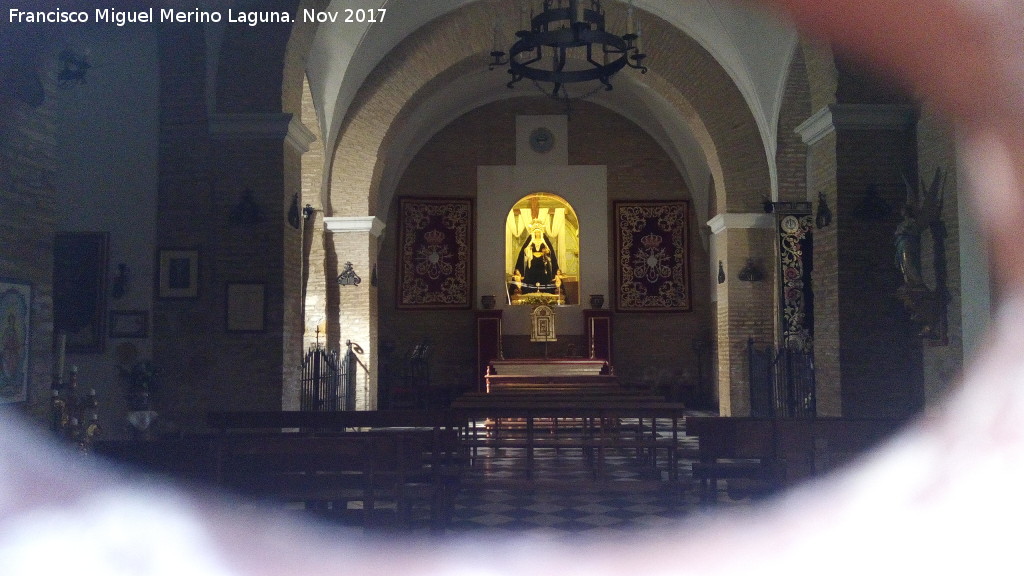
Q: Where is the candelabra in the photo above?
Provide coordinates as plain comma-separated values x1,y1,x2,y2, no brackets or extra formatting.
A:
51,366,101,451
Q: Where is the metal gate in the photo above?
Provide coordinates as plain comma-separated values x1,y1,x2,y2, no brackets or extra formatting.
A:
748,338,816,418
301,346,342,411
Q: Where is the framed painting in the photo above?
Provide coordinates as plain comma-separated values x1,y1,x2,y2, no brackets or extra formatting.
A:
109,310,149,338
0,279,31,403
54,232,109,353
157,248,199,299
614,200,692,312
226,282,266,332
396,197,473,309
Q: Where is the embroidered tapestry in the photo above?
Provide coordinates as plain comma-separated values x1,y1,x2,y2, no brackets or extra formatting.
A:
614,201,691,312
397,197,473,309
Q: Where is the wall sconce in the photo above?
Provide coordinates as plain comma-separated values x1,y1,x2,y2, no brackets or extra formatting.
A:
337,262,361,286
718,261,726,284
230,189,264,225
853,183,890,222
111,263,129,299
57,49,91,88
303,204,315,220
737,259,764,282
287,194,301,229
816,191,833,229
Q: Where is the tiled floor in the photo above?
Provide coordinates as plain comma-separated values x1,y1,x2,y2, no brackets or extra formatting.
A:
445,485,696,534
304,414,756,534
433,416,754,534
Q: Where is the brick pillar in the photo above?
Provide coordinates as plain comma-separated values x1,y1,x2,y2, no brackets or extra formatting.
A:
323,216,384,410
797,104,923,418
205,113,315,416
709,213,777,416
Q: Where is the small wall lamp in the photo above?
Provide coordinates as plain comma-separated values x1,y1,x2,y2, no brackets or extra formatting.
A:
337,262,361,286
57,49,91,88
737,259,764,282
287,194,301,229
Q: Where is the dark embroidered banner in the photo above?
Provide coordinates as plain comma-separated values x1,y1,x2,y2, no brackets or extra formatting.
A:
614,201,691,312
397,197,473,309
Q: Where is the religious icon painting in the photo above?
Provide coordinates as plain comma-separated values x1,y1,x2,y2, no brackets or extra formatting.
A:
0,279,31,403
614,200,692,312
396,197,473,309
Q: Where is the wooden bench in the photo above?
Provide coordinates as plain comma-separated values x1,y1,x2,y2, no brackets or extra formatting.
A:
214,431,452,529
94,436,219,486
685,416,906,505
451,403,687,482
686,417,782,504
205,410,465,531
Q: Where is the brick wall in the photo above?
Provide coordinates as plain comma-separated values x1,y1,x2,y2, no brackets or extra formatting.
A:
808,131,841,416
716,227,777,415
0,38,59,419
835,125,924,418
155,22,301,429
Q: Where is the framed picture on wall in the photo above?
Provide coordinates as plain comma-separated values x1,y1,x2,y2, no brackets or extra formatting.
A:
0,278,31,403
54,232,109,353
614,201,692,312
226,282,265,332
109,310,149,338
396,197,473,309
156,248,199,299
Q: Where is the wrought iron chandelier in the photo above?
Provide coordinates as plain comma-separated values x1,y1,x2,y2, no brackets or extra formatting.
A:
489,0,648,101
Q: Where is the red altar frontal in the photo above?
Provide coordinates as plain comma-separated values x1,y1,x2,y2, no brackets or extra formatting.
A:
475,309,614,392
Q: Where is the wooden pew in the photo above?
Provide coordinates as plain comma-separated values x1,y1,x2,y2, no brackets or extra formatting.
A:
205,410,464,531
94,436,219,486
774,417,905,481
685,416,906,505
451,403,687,482
686,417,782,504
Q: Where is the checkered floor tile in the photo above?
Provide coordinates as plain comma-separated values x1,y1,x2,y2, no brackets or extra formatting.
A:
303,411,758,535
432,412,754,534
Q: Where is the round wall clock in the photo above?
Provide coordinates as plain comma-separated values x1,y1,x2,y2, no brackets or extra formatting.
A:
781,215,801,233
529,127,555,153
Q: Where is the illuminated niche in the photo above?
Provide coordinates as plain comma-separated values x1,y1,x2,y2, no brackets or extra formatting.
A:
505,193,580,306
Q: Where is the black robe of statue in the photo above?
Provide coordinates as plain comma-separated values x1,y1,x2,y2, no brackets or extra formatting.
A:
514,234,559,293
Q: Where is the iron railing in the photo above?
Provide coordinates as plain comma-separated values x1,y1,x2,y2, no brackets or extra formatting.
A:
301,341,364,411
748,338,816,418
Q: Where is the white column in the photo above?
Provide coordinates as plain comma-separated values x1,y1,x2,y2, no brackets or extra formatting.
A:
324,216,385,410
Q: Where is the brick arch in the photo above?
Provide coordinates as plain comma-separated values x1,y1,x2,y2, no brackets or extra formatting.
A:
213,1,296,113
326,0,770,218
633,14,770,213
800,40,839,112
282,0,329,116
211,0,325,115
776,42,814,203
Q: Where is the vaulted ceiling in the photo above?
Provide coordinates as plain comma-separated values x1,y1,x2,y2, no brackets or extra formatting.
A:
302,0,800,221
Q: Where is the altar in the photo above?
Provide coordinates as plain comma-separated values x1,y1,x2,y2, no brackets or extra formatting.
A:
484,358,619,393
475,308,614,392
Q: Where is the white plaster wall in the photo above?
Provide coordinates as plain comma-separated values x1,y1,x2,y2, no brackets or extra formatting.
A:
957,172,991,362
477,165,607,335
